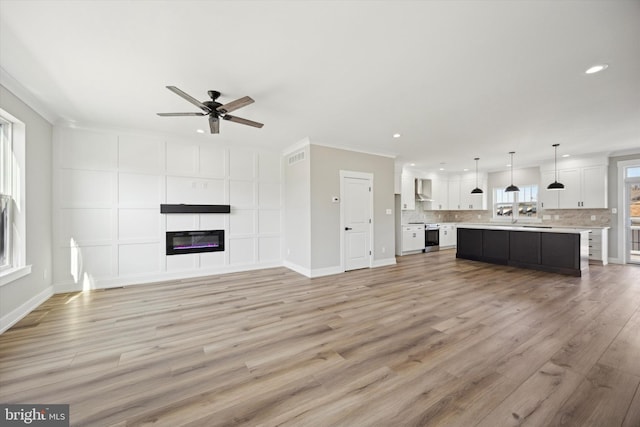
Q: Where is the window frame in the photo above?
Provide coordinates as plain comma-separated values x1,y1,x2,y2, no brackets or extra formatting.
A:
493,184,539,221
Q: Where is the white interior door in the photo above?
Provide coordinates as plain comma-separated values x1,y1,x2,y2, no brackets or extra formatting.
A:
342,174,372,271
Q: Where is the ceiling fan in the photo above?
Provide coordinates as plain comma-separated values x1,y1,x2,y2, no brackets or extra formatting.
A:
157,86,264,134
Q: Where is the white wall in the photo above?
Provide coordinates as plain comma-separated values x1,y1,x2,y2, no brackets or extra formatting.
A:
283,144,311,274
308,144,396,274
52,126,282,292
0,85,53,332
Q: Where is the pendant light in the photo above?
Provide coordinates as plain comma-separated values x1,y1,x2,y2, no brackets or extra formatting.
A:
471,157,483,194
505,151,520,193
547,143,565,190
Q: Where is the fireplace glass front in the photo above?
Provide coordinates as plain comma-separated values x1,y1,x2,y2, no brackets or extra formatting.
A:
166,230,224,255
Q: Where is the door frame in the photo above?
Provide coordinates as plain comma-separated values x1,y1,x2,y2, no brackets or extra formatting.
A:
339,170,374,272
617,159,640,264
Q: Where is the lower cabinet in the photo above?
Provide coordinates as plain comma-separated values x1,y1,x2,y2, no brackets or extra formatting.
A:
401,225,425,253
456,227,588,276
482,229,509,262
509,231,542,265
456,228,483,259
587,228,608,265
439,223,457,248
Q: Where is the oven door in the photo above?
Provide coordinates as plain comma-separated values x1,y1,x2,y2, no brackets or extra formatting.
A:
425,228,440,252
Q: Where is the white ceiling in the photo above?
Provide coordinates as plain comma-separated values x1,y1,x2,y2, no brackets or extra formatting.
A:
1,0,639,173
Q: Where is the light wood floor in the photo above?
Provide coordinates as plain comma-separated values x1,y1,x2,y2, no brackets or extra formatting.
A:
1,250,640,426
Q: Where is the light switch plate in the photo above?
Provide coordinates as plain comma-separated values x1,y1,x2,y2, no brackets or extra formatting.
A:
385,209,392,215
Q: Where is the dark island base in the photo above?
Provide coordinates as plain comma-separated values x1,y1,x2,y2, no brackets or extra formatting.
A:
456,228,588,277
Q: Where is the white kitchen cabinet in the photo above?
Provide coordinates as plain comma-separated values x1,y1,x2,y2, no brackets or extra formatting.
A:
558,168,581,209
539,170,559,209
459,177,486,210
448,180,461,210
587,228,608,265
400,174,415,211
540,164,607,209
439,223,457,248
430,178,448,210
401,225,425,253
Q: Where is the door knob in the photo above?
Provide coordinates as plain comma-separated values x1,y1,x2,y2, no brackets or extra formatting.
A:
345,227,352,231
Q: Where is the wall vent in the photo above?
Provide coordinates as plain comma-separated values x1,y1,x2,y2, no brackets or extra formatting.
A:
288,150,305,165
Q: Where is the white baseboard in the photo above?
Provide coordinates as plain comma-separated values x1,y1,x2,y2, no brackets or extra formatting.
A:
310,266,344,278
0,285,53,334
282,260,312,278
372,257,397,268
53,261,284,293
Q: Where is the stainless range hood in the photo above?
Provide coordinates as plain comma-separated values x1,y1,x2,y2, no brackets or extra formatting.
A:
415,178,433,202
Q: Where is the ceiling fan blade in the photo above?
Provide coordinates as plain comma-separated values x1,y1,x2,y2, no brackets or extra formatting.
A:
209,116,220,134
157,112,206,116
166,86,210,112
223,114,264,128
216,96,254,114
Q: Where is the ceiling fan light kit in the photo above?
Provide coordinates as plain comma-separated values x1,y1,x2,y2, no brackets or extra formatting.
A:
547,143,565,191
505,151,520,193
157,86,264,134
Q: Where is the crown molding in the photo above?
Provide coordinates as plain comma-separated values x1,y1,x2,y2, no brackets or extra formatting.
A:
0,67,58,124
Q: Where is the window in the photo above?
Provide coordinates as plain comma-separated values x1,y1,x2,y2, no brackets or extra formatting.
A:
494,184,538,219
0,116,12,271
0,109,28,285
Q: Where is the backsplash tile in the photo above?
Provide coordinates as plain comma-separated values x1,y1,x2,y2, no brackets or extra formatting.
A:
401,202,611,228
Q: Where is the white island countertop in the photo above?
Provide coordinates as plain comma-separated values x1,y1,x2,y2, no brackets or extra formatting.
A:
457,224,591,235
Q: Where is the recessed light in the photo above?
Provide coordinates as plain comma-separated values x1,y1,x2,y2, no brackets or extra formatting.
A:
439,168,445,171
506,164,512,167
463,168,469,172
393,133,401,138
562,154,570,158
196,129,205,134
410,163,415,166
585,64,608,74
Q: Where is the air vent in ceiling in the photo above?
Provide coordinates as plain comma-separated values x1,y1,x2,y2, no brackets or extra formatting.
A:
288,150,305,165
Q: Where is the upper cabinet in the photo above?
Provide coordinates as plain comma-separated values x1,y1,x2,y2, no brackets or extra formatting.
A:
400,173,416,210
430,178,448,210
540,161,608,210
459,176,487,210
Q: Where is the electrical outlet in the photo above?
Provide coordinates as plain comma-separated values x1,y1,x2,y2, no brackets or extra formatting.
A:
554,215,560,220
385,209,392,215
477,215,481,219
591,215,596,221
612,208,617,214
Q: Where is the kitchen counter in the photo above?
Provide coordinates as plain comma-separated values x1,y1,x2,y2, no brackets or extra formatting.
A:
456,225,589,276
459,223,592,234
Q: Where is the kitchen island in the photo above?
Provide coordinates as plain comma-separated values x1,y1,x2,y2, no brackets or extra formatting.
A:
456,224,590,276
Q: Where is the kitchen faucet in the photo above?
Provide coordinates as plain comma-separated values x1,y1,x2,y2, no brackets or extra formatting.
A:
511,218,518,224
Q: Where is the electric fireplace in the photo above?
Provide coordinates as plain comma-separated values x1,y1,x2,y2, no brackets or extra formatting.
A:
166,230,225,255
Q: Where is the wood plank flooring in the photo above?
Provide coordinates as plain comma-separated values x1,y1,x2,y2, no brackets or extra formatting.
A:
1,250,639,426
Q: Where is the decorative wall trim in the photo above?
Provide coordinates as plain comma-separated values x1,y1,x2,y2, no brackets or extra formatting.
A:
0,285,53,334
